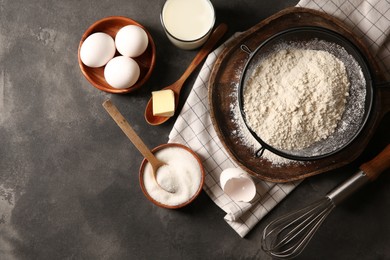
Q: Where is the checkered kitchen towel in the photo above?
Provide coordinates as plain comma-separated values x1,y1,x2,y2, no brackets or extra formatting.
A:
169,0,390,238
298,0,390,76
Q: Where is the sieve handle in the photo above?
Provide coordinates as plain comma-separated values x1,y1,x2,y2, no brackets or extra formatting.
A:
240,44,253,55
359,144,390,181
255,147,266,157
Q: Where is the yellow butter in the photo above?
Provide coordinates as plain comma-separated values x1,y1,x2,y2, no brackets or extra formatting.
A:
152,89,175,117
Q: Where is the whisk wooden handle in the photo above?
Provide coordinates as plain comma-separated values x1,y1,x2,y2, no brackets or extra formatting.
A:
360,144,390,181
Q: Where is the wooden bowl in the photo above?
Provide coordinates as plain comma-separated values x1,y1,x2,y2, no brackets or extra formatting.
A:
139,143,205,209
78,16,156,94
208,7,388,182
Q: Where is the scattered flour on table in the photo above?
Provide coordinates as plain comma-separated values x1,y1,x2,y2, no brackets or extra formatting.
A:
243,49,350,150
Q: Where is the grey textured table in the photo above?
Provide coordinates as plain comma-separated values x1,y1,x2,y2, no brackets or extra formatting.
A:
1,0,389,259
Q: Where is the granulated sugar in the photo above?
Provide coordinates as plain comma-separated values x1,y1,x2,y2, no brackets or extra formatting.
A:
143,147,202,206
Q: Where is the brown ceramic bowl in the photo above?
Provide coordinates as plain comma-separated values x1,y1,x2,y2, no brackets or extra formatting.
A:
139,143,205,209
78,16,156,94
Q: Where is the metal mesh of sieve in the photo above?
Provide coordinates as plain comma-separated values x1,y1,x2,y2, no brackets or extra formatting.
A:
238,27,373,160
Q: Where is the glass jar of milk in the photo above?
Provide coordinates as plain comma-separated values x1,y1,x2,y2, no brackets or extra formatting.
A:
161,0,215,50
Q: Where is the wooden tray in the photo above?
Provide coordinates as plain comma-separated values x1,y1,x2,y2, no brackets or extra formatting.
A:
208,7,390,183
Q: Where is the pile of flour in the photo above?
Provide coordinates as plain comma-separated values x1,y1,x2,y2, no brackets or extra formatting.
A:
243,48,350,151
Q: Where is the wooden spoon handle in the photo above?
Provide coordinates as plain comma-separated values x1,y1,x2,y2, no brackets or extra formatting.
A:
175,23,228,89
360,144,390,181
102,100,161,167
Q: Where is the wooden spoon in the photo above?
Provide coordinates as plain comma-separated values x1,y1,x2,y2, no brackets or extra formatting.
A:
102,100,173,193
144,23,228,125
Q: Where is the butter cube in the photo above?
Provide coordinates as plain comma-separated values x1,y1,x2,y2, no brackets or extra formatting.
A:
152,89,175,117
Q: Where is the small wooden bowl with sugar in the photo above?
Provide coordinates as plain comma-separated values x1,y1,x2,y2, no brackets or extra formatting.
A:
139,143,205,209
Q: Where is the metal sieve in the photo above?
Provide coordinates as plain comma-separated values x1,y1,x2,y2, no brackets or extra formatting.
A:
238,27,374,161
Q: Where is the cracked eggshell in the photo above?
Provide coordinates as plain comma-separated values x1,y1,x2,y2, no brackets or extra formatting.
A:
220,168,256,202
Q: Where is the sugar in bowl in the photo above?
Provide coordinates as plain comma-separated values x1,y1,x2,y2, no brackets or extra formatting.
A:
139,143,205,209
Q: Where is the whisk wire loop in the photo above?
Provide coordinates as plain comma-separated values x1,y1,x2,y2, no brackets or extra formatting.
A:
261,197,335,259
261,147,390,259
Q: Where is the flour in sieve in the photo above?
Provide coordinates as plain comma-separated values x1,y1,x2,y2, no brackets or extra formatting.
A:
243,49,350,150
229,39,366,165
230,99,294,165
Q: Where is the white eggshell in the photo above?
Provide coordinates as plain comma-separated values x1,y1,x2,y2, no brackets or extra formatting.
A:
115,25,149,57
104,56,140,89
80,32,116,68
220,168,256,202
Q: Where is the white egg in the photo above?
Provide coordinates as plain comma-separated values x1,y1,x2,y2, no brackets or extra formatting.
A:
80,32,116,68
104,56,140,89
115,25,149,57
